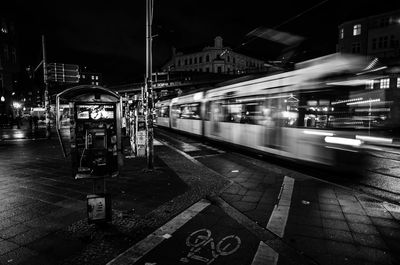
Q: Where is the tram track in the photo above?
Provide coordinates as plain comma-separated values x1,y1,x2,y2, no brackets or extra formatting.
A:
155,127,400,205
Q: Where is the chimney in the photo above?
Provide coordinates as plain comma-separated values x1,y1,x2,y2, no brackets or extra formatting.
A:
214,36,223,48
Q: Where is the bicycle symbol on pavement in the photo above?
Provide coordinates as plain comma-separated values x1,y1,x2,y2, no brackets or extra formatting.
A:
180,228,241,264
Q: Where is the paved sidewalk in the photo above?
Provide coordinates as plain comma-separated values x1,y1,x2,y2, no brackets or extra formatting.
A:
199,153,400,265
0,138,191,264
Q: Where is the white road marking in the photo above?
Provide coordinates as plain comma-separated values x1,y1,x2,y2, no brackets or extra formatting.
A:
251,176,295,265
106,199,210,265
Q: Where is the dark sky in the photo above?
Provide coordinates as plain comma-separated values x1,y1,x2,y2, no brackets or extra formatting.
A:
5,0,400,85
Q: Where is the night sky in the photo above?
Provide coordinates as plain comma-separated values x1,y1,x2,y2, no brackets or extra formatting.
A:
4,0,400,85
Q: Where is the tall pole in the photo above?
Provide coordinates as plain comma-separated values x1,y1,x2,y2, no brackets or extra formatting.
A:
42,35,51,139
145,0,154,169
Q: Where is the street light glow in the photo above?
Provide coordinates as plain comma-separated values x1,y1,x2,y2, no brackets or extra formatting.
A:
13,102,21,109
0,96,4,102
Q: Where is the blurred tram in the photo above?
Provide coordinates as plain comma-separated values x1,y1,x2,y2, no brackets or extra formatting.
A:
155,53,400,172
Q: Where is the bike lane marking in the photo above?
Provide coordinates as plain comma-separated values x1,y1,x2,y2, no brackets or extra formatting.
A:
107,199,210,265
251,176,295,265
124,203,261,265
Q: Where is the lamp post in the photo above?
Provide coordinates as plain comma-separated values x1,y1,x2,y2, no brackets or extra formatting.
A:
42,35,51,139
145,0,154,169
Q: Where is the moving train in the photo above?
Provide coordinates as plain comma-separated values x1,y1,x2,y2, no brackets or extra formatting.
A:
155,53,400,172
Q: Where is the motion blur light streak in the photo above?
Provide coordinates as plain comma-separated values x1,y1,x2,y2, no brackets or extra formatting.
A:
303,130,334,136
324,136,362,146
355,135,393,144
346,98,380,105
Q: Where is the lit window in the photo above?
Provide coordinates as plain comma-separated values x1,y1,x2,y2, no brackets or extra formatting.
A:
380,78,390,89
339,28,344,39
91,75,95,80
96,82,99,86
366,80,374,89
82,75,85,78
397,78,400,88
95,76,98,80
353,24,361,36
1,20,7,34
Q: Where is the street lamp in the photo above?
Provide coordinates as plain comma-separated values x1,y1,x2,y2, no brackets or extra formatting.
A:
0,96,4,102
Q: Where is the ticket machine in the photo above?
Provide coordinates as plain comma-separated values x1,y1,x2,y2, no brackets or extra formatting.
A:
56,85,122,178
56,85,122,223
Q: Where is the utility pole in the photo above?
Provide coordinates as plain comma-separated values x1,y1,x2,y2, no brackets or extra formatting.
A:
145,0,154,169
42,35,51,139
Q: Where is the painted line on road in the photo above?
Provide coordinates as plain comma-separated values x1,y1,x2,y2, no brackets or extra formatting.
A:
107,199,210,265
251,176,295,265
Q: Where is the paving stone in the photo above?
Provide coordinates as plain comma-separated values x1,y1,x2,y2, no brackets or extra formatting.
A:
320,210,345,220
0,247,38,265
370,217,400,229
324,228,354,243
318,197,340,205
0,223,31,240
8,228,50,246
319,203,342,212
325,241,358,258
231,201,257,212
341,204,366,215
221,193,243,203
288,213,322,227
355,246,393,264
242,195,261,203
287,236,328,255
285,224,325,239
322,218,350,231
364,208,393,219
353,233,388,249
0,240,19,255
377,227,400,240
344,213,373,225
349,223,380,235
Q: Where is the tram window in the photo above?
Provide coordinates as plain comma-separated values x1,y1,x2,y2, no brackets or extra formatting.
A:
222,99,263,124
179,103,201,119
261,95,299,128
160,106,169,117
205,101,211,121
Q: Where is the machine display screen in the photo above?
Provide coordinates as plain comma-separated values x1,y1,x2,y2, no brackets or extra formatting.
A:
76,104,115,120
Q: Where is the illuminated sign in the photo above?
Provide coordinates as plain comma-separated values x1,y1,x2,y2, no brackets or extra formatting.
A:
76,104,115,120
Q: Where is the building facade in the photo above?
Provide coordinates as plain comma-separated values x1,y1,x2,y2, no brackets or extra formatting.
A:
79,67,102,86
337,10,400,58
162,36,266,75
0,15,20,124
337,10,400,91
